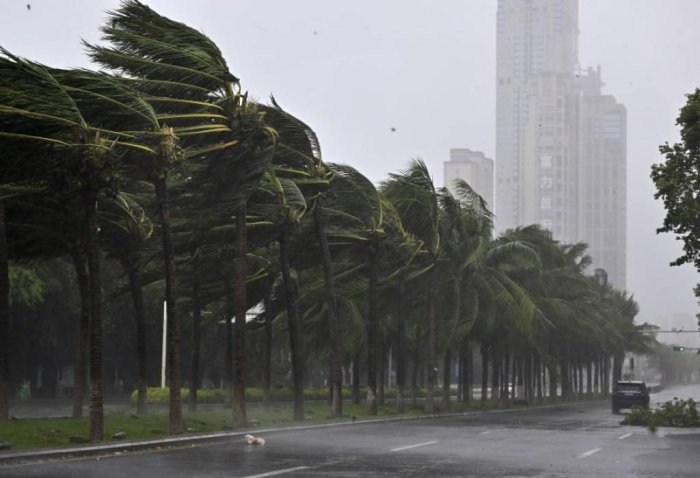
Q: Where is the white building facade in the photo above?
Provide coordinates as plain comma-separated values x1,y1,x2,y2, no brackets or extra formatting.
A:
495,0,626,288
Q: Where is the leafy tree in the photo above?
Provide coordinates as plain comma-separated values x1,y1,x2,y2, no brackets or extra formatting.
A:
653,88,700,318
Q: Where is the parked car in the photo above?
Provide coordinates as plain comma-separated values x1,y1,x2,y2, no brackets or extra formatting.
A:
612,380,650,414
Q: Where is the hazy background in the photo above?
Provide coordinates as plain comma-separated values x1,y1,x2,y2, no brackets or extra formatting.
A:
2,0,698,338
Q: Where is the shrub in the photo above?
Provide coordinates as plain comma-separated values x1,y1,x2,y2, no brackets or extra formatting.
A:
132,385,430,404
622,398,700,428
130,388,224,404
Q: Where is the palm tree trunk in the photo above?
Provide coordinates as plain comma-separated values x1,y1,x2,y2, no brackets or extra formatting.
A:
352,346,360,405
0,204,9,420
504,348,511,404
491,348,500,401
411,324,421,407
534,353,542,402
262,295,272,408
442,277,461,409
395,276,407,414
578,363,584,399
313,205,342,417
127,266,148,415
366,251,378,416
85,189,104,442
480,344,488,406
461,340,472,407
442,348,451,409
223,276,234,407
457,347,463,402
279,226,304,421
424,278,436,414
378,350,385,406
560,343,571,401
548,364,558,401
71,253,89,419
154,176,182,435
233,204,248,427
601,354,607,396
594,358,599,395
189,259,202,413
525,355,533,402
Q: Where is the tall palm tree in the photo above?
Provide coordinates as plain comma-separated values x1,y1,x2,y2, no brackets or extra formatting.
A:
0,52,159,440
99,188,155,414
259,100,342,416
382,159,441,413
87,0,275,431
249,169,310,420
319,164,421,415
434,180,494,407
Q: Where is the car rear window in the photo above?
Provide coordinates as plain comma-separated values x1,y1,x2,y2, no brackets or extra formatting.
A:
616,383,643,392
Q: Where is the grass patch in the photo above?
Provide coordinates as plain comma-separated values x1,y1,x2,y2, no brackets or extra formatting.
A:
0,401,425,451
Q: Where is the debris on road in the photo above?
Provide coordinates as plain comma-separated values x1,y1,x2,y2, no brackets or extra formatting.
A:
244,434,266,446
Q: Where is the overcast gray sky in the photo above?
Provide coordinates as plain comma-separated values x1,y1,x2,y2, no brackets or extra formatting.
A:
2,0,698,332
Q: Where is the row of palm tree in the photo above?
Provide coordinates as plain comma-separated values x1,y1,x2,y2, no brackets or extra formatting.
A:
0,1,653,441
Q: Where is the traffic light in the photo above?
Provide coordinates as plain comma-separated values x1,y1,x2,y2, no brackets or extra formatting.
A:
672,346,686,352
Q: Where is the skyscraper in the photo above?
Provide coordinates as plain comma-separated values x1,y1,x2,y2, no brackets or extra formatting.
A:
495,0,626,288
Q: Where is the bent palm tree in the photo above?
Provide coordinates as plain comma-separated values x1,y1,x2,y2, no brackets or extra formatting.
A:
382,159,441,413
0,52,159,440
259,100,342,416
87,0,274,430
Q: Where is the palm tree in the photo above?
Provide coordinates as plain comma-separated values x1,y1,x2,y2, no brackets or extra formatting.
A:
249,169,310,420
87,0,275,431
259,100,342,416
0,51,164,440
382,159,441,413
319,164,421,415
99,188,155,414
434,180,495,407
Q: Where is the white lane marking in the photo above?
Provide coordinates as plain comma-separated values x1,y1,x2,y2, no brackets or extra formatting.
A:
390,440,440,452
618,433,633,440
577,448,601,459
480,430,494,435
243,466,311,478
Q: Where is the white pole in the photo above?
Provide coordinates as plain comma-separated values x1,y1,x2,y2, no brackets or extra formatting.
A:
161,301,167,388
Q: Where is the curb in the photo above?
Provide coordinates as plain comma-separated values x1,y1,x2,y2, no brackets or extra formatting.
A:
0,399,606,466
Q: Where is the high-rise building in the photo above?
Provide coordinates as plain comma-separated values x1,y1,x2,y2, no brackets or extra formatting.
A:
576,67,627,288
495,0,626,288
444,149,494,211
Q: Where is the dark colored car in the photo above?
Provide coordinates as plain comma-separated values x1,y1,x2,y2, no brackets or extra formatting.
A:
612,380,650,413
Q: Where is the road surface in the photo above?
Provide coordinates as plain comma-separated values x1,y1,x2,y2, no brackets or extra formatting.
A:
3,384,700,477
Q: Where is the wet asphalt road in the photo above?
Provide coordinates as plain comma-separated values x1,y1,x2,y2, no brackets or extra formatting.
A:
3,385,700,477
